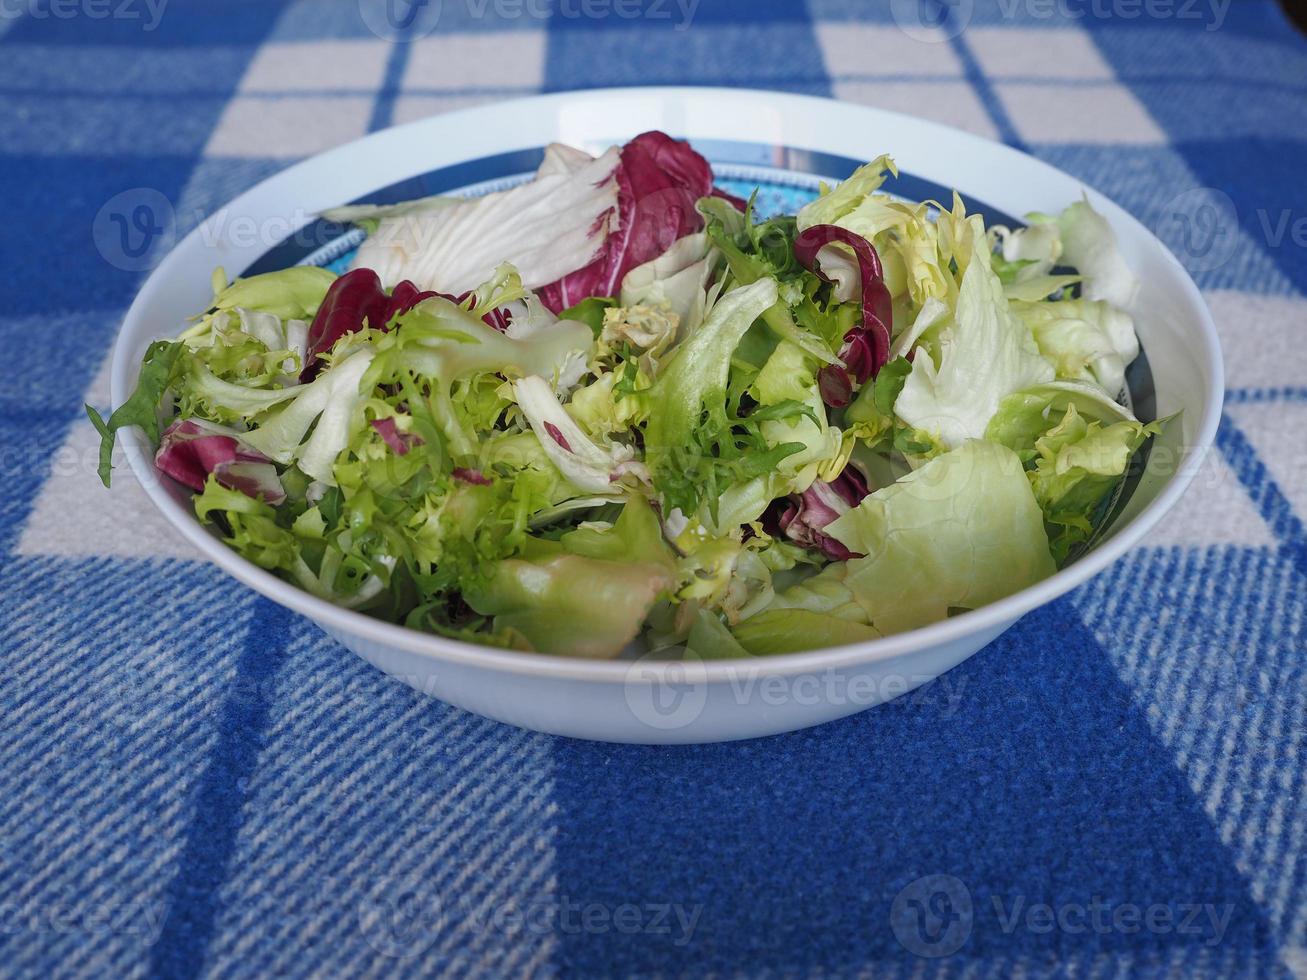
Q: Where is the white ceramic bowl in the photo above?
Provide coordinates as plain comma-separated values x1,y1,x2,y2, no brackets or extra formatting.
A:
113,87,1222,744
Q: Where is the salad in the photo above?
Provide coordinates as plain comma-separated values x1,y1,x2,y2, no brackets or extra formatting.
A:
92,131,1162,659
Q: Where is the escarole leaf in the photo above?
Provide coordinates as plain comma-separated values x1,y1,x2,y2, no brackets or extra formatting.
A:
796,155,898,230
619,231,719,339
1052,199,1139,308
765,561,875,625
1014,297,1140,398
985,379,1139,460
686,608,752,660
1026,404,1164,561
825,440,1056,635
241,350,375,483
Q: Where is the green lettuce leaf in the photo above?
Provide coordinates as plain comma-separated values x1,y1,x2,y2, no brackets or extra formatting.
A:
985,379,1138,461
619,231,720,339
731,608,880,656
1025,403,1165,561
1014,297,1139,398
557,296,617,336
644,277,780,511
705,340,843,531
463,497,676,657
1051,199,1139,308
209,266,336,321
685,608,753,660
824,440,1056,634
796,154,898,231
894,215,1054,449
764,561,873,625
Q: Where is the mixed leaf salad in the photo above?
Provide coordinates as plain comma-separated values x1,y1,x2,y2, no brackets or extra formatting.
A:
93,131,1163,658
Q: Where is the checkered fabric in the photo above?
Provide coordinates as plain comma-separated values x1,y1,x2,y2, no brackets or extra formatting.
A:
2,0,1305,975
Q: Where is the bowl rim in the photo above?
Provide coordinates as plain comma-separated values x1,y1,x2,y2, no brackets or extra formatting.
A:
114,85,1224,683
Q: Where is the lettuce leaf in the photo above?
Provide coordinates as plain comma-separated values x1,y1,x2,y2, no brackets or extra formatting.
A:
644,277,780,512
989,389,1165,561
686,608,752,660
732,608,880,655
619,231,719,339
894,215,1054,450
993,199,1138,309
1030,406,1160,520
1014,297,1140,397
824,440,1056,634
512,374,638,494
463,497,675,657
985,379,1138,460
208,266,336,321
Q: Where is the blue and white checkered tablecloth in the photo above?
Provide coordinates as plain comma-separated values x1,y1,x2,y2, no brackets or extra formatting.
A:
3,0,1306,975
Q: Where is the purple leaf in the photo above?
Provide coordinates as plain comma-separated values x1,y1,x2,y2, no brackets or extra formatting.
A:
452,467,493,486
301,269,437,381
155,418,285,504
793,224,894,402
536,131,719,313
762,464,871,561
370,417,423,456
543,421,573,453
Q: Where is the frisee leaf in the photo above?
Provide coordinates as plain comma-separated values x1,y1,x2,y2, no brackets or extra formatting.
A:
87,340,184,488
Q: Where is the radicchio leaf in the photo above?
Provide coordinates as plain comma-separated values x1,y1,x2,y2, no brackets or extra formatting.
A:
536,131,719,313
762,464,871,561
452,467,493,486
794,225,894,405
370,417,423,455
300,269,436,381
543,421,573,453
155,418,286,504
